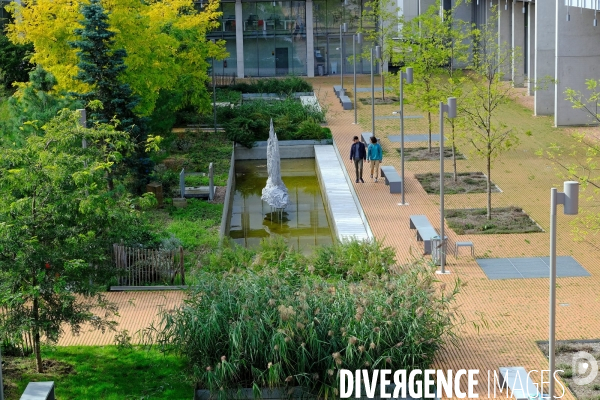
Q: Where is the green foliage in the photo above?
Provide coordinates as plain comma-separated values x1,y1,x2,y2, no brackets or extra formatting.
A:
70,0,143,138
3,346,190,400
0,35,33,92
0,108,151,372
228,77,312,94
206,237,397,281
311,239,396,280
220,99,327,147
162,198,222,250
539,79,600,239
1,66,79,146
147,263,461,397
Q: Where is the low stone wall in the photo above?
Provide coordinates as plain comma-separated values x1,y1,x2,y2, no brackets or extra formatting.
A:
234,139,332,160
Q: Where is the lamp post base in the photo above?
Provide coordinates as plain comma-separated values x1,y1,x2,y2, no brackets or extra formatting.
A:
435,270,451,275
397,202,409,206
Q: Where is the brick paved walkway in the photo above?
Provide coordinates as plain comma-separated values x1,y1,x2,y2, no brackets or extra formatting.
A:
314,75,600,398
57,76,599,399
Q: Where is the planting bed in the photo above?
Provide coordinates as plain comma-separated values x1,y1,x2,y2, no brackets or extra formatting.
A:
400,146,465,161
446,206,543,235
415,172,501,195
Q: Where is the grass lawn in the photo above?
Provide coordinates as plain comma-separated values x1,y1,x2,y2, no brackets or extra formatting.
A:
2,346,190,400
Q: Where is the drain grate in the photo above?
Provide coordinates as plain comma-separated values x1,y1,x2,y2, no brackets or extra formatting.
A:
476,256,589,280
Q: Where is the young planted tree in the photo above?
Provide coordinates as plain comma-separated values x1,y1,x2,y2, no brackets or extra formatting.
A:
396,3,451,152
361,0,400,100
461,9,526,220
538,79,600,239
0,109,150,372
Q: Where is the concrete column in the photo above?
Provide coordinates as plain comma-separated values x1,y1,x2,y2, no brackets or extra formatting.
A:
554,3,600,126
527,2,535,96
235,0,244,79
512,2,525,87
534,0,555,115
498,0,512,80
306,0,315,77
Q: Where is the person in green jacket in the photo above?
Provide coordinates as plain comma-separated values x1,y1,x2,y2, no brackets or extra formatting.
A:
367,136,382,182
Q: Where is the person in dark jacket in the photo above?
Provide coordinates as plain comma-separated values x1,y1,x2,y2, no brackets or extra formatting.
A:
350,136,366,183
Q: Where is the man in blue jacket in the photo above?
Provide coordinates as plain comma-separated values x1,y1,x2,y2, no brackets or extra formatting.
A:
367,136,382,182
350,136,366,183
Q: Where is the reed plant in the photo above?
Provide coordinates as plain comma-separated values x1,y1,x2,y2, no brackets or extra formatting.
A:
145,261,461,399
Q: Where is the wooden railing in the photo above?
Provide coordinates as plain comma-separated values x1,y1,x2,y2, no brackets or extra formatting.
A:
113,244,185,286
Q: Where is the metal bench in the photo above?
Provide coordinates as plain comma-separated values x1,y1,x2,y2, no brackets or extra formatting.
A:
497,367,541,400
409,215,439,254
455,241,474,257
340,95,353,110
20,381,55,400
380,166,403,194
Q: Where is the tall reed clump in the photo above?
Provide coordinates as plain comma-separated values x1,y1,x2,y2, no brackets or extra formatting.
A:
146,262,461,399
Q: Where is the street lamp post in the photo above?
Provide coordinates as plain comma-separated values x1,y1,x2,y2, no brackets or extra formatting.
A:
549,181,579,400
353,32,363,125
340,23,347,90
398,67,413,205
371,45,381,137
437,97,457,274
211,39,217,135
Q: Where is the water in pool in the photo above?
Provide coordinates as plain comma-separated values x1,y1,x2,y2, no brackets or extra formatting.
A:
229,158,333,250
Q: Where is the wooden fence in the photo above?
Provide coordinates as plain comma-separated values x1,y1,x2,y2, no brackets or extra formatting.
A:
113,244,185,286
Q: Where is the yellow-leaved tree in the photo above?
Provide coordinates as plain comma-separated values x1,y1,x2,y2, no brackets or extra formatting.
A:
6,0,226,117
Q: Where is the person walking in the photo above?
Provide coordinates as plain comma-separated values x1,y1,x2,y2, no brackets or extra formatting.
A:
367,136,382,182
350,136,366,183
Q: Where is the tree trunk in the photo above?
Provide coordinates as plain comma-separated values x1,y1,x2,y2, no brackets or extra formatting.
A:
487,155,492,221
427,112,432,152
33,296,43,373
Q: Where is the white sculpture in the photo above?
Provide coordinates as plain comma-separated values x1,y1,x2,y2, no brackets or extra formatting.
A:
261,119,289,209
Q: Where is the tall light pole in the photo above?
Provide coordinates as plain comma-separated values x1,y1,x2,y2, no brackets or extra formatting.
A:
353,32,363,125
211,39,217,135
371,45,381,136
340,23,347,90
398,67,413,205
437,97,457,274
549,181,579,400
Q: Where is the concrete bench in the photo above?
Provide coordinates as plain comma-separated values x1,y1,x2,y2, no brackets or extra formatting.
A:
340,95,353,110
20,381,55,400
380,166,402,194
498,367,541,400
361,132,381,145
409,215,439,255
333,85,343,97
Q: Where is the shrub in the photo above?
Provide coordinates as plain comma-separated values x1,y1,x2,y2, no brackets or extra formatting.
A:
148,262,461,397
229,77,312,95
294,119,332,141
311,239,397,280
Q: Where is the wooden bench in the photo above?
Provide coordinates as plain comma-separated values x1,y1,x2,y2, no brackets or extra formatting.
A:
340,95,353,110
409,215,439,255
20,381,55,400
497,367,540,400
380,166,403,194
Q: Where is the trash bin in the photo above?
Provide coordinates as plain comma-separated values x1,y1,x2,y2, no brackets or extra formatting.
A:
431,236,447,266
318,65,324,76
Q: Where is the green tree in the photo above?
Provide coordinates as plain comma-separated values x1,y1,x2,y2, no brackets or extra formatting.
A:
0,35,33,92
538,79,600,239
6,0,225,120
2,66,78,145
69,0,142,138
396,3,452,152
0,109,151,372
460,9,525,220
361,0,399,100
